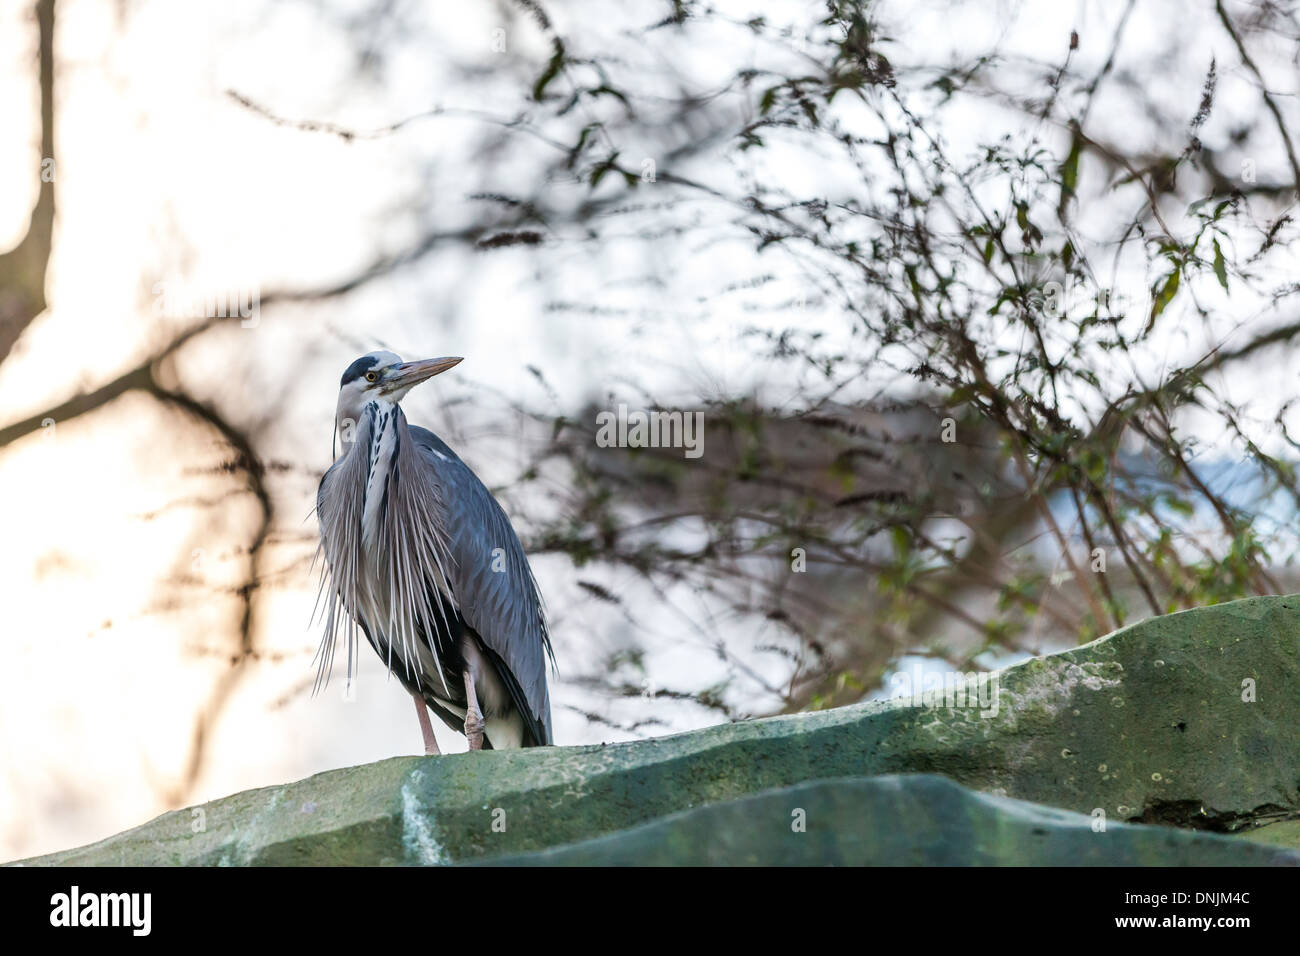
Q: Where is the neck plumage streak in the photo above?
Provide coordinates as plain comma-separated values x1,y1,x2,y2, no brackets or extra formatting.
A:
318,402,458,699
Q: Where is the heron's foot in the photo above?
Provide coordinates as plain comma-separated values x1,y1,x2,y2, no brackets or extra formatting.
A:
465,709,486,751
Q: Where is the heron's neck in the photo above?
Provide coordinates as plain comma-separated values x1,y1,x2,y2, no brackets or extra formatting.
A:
360,400,404,549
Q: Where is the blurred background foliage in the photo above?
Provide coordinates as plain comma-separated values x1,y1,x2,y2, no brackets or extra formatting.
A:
489,0,1300,714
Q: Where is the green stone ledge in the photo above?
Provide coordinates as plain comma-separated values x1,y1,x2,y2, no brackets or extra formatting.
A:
475,776,1300,866
13,593,1300,865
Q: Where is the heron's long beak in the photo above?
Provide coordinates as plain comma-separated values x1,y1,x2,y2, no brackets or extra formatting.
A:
385,356,463,390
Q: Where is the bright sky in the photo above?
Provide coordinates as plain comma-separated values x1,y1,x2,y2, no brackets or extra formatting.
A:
0,0,789,860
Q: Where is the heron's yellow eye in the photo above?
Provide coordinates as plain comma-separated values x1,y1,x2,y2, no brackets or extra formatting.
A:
365,371,378,383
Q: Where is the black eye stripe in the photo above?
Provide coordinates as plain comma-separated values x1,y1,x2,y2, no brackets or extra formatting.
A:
340,356,381,387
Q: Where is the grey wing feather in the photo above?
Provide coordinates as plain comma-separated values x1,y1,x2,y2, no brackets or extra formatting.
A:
408,425,555,745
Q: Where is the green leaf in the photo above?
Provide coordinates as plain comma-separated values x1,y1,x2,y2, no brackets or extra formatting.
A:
589,84,629,106
567,123,600,169
890,525,911,560
1147,267,1181,330
1212,238,1229,292
1060,137,1081,196
589,152,620,189
532,41,566,102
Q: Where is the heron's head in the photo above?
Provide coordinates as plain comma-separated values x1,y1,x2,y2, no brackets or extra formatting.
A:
335,349,462,433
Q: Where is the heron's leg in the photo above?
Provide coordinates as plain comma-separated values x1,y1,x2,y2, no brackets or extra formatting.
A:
463,665,486,751
412,693,441,756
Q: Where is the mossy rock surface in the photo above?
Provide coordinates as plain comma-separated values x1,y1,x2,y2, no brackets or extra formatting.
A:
476,775,1300,866
14,594,1300,865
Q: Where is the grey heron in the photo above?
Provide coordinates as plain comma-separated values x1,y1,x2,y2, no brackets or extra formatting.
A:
314,350,554,752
